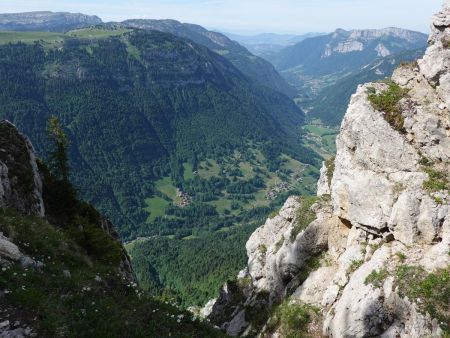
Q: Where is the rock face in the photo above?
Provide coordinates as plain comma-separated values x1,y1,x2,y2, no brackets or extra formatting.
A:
207,2,450,337
0,120,44,217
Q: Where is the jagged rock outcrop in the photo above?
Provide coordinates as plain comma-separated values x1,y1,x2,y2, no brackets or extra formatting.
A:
207,2,450,337
0,120,45,217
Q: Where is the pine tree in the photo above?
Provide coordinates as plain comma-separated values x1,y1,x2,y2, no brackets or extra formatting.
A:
47,116,69,181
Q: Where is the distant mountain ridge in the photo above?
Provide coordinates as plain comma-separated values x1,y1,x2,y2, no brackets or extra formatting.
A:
308,47,426,125
270,27,428,73
225,32,324,56
266,27,428,123
0,11,296,97
0,11,102,32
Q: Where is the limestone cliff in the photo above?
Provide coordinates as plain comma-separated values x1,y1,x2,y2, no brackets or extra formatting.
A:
206,2,450,337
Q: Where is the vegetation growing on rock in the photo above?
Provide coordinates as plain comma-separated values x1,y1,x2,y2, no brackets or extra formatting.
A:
423,167,449,192
290,196,318,241
367,80,409,133
396,265,450,334
265,300,320,338
364,268,389,288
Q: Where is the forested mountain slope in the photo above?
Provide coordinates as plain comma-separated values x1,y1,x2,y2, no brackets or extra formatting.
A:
0,27,314,240
120,19,297,97
0,120,223,337
271,27,427,74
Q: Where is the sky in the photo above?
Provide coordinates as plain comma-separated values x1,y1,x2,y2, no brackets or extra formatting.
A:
0,0,443,35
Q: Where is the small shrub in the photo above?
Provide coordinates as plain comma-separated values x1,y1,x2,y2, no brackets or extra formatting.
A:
266,300,319,338
433,195,444,205
419,155,433,166
325,157,335,188
297,254,323,283
349,259,364,272
400,60,418,68
365,268,389,288
367,80,409,133
259,244,268,255
274,236,284,253
237,277,252,289
423,167,449,192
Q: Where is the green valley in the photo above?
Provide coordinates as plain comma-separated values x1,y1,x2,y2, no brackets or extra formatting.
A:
0,26,319,307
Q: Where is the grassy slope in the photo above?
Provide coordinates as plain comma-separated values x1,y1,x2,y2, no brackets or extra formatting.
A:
0,208,224,337
0,28,131,45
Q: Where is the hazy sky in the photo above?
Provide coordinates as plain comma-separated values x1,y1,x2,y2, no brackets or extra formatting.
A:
0,0,443,34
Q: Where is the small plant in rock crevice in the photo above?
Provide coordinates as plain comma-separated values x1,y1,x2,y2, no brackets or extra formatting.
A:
274,236,284,254
365,268,389,288
422,167,449,192
265,300,320,338
441,37,450,49
290,196,318,242
325,156,335,188
259,244,268,255
349,259,364,273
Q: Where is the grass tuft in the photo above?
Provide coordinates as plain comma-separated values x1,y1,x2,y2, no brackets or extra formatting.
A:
364,268,389,288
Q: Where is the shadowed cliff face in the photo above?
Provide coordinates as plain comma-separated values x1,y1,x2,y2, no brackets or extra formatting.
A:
0,120,44,217
206,2,450,337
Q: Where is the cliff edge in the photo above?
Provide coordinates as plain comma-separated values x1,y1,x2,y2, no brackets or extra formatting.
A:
207,2,450,337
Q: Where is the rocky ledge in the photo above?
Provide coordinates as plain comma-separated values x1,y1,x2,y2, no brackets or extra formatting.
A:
205,2,450,337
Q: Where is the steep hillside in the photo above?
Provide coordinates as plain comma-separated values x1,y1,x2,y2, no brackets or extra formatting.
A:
120,19,296,97
0,12,102,32
0,27,318,306
0,27,315,239
205,2,450,337
0,120,223,337
268,27,427,101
